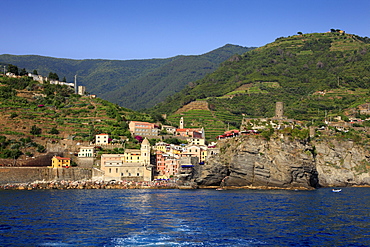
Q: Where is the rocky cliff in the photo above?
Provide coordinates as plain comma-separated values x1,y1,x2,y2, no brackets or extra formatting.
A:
314,139,370,187
195,135,370,189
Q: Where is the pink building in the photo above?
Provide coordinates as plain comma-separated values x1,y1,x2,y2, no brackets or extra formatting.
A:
129,121,160,138
155,151,179,178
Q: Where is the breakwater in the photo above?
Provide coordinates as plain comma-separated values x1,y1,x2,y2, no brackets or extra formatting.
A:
0,180,179,190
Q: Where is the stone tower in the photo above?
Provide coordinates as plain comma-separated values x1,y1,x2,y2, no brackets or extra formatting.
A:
141,138,152,181
275,102,284,119
180,117,184,129
141,138,150,165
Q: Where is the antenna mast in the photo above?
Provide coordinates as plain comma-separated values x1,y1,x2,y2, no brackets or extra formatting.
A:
74,74,77,94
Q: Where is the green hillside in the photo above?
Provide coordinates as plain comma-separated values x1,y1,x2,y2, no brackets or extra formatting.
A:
0,44,254,110
149,31,370,133
0,76,154,162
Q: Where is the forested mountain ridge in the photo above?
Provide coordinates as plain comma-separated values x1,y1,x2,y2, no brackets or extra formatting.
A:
149,32,370,129
110,44,254,109
0,44,254,110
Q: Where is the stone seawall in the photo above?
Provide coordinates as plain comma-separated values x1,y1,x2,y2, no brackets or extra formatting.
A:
0,167,92,184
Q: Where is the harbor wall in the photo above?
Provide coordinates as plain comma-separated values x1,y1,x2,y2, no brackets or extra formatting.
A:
0,167,92,184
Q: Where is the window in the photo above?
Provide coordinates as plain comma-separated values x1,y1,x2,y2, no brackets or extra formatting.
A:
137,173,140,176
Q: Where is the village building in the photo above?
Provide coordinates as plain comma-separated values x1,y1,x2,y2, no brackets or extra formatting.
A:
154,142,168,152
161,125,176,135
78,86,86,96
217,130,240,140
181,145,208,163
50,156,71,168
175,117,206,145
155,151,179,179
78,147,95,157
95,133,109,145
178,156,199,178
100,138,153,182
27,73,47,83
128,121,160,138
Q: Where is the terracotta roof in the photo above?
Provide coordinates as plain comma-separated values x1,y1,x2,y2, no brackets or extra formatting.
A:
54,156,71,160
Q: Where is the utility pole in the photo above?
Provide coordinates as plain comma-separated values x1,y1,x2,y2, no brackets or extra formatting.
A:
74,74,77,94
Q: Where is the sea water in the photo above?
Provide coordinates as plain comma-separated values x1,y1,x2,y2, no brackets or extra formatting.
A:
0,188,369,246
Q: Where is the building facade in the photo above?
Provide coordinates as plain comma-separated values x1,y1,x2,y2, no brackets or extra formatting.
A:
78,147,95,157
96,133,109,145
129,121,160,138
100,138,153,181
50,156,71,168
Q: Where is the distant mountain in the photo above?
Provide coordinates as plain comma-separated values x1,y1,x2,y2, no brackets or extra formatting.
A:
0,44,254,110
148,32,370,135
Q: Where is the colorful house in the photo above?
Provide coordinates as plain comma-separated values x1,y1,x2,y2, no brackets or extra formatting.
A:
50,156,71,168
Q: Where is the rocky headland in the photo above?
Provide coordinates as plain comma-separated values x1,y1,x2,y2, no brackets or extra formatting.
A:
195,135,370,189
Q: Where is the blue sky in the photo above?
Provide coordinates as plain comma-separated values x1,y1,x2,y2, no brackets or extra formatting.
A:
2,0,369,60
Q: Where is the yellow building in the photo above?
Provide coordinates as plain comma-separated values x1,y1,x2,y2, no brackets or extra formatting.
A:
50,156,71,168
154,142,168,152
100,138,153,181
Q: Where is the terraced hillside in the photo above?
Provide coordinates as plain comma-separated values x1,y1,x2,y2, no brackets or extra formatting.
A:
0,76,154,162
149,31,370,133
167,109,226,140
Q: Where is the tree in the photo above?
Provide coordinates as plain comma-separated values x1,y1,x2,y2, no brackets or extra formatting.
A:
7,64,19,75
297,32,303,35
62,77,66,82
30,125,42,135
48,127,59,135
19,68,27,76
48,72,59,80
32,70,38,75
10,113,18,119
37,144,46,153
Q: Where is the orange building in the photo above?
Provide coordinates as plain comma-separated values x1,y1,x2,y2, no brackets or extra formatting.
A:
50,156,71,168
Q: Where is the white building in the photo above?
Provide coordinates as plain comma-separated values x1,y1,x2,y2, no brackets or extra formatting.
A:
78,147,95,157
96,133,109,145
78,86,86,95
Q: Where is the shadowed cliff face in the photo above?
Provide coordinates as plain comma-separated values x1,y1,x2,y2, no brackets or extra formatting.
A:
195,136,370,189
196,136,319,189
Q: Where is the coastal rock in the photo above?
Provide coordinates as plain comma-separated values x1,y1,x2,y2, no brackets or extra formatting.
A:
196,135,370,188
196,136,318,189
314,139,370,187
